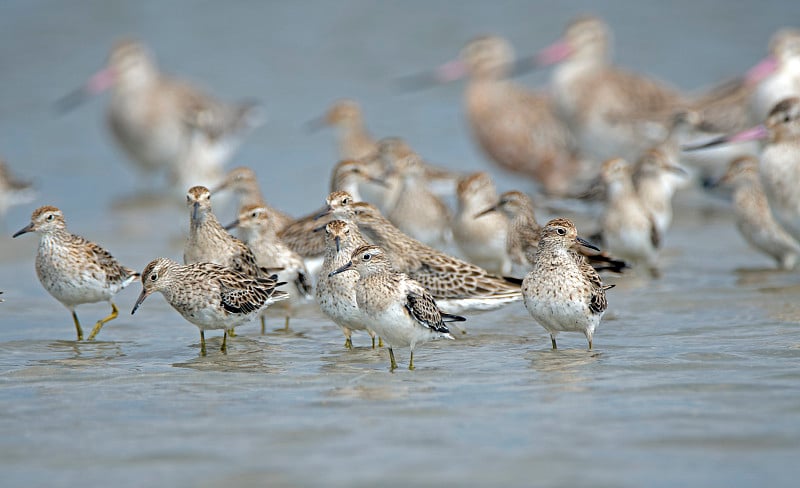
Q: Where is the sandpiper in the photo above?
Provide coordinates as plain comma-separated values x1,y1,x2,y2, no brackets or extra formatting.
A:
683,98,800,244
329,158,387,203
522,218,612,350
321,200,521,313
226,205,312,332
211,167,293,232
633,147,688,240
748,29,800,123
386,154,452,247
184,186,264,279
717,156,800,269
533,16,684,163
13,206,139,340
600,158,660,278
57,39,261,190
0,159,36,219
407,35,581,195
277,191,355,276
132,258,288,354
477,190,627,274
452,172,510,275
315,220,378,348
330,245,463,371
308,99,377,160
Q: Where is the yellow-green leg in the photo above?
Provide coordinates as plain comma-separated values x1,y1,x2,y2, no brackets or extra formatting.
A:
228,328,237,338
588,338,593,351
378,337,383,348
260,316,266,335
200,331,207,356
88,302,119,341
71,310,83,341
284,315,290,331
221,330,228,353
409,351,416,371
344,337,353,349
551,335,558,350
388,347,397,372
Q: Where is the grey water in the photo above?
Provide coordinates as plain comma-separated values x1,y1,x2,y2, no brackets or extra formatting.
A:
1,1,800,486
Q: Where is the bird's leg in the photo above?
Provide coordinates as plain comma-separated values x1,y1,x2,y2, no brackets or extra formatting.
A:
260,315,266,335
221,330,228,353
71,310,83,341
388,347,397,372
88,302,119,341
550,335,558,350
368,329,376,349
378,337,383,348
228,328,236,338
344,337,353,350
588,338,593,351
200,331,207,356
408,351,415,371
284,315,290,331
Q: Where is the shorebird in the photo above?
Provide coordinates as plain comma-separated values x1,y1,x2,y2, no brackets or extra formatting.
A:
277,190,355,277
633,147,688,240
451,172,511,274
407,35,581,195
315,220,378,348
600,158,660,278
57,39,261,190
683,98,800,244
522,218,612,350
748,29,800,123
308,99,377,160
13,206,139,340
532,16,684,163
321,199,522,313
132,258,288,354
211,167,293,232
0,159,36,219
717,156,800,269
329,245,463,371
386,154,452,247
329,158,387,203
183,186,264,279
226,205,312,332
476,190,627,274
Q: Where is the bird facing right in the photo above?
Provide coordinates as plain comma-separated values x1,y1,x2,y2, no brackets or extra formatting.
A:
522,218,612,350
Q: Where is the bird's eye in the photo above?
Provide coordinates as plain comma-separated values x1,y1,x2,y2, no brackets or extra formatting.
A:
785,114,791,123
149,273,158,281
556,228,566,236
251,212,258,218
363,253,371,261
343,197,351,205
46,214,54,221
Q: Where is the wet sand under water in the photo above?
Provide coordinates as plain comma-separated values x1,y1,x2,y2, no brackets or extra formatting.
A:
1,1,800,486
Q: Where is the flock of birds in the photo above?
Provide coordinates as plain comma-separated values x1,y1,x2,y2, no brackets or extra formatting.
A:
3,15,800,371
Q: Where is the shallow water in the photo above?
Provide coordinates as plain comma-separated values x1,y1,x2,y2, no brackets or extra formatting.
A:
2,1,800,487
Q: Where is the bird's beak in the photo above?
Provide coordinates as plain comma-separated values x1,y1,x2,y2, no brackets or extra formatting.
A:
131,288,151,315
191,201,200,221
329,261,353,277
209,181,228,195
335,235,341,253
54,66,116,114
744,56,778,86
681,124,769,151
666,164,689,176
304,114,328,133
314,206,333,221
367,176,389,188
396,59,468,91
224,219,239,231
474,205,498,219
577,236,600,252
12,223,34,238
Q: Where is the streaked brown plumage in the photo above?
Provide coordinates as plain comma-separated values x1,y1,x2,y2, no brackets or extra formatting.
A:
132,257,288,354
13,205,139,341
323,200,521,313
522,218,612,349
184,186,264,278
